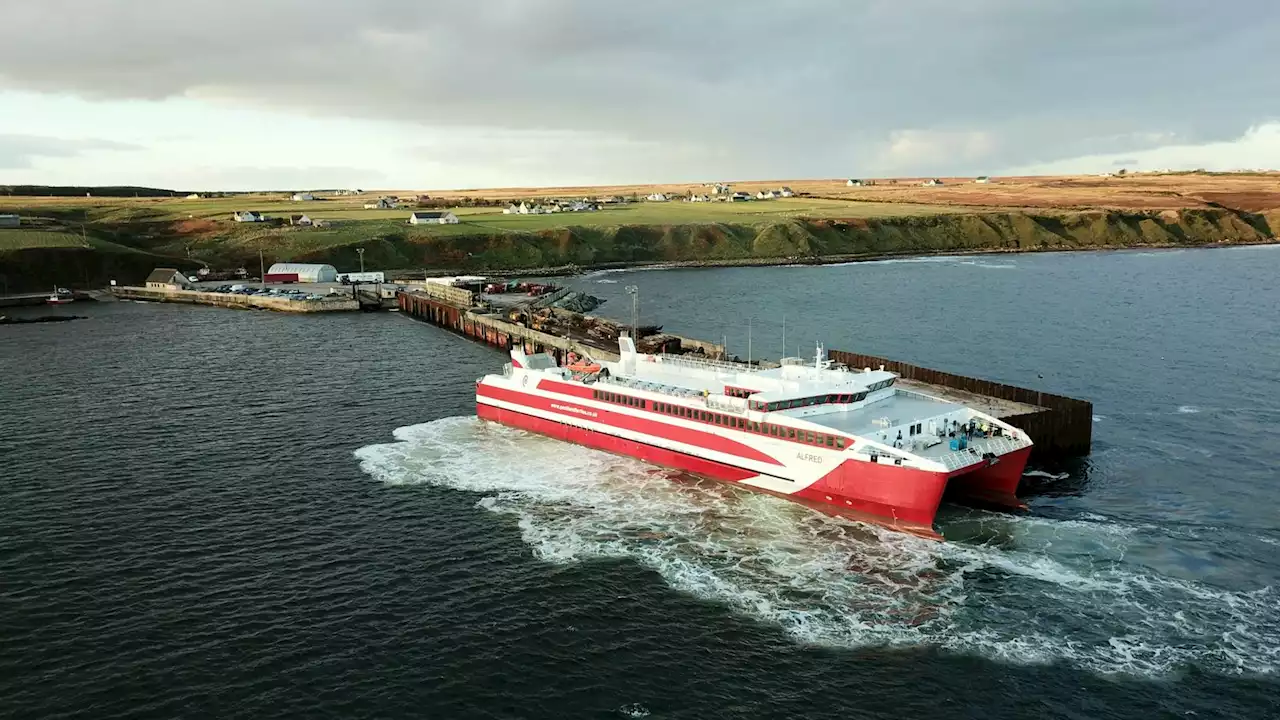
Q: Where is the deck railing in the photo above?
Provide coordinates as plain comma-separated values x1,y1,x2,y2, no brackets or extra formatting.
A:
929,435,1031,472
654,354,759,374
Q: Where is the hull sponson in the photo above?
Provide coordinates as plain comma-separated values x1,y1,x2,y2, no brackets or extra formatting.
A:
477,402,943,538
945,445,1032,510
803,459,950,528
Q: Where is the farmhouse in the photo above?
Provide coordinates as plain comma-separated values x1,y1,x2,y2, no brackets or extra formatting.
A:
145,268,193,290
975,176,993,184
778,187,794,197
921,179,943,187
755,190,776,200
646,193,669,202
186,193,202,200
846,179,863,187
233,211,265,223
291,192,315,202
289,214,313,226
729,192,751,202
712,183,731,195
409,211,459,225
363,198,397,210
0,214,20,228
503,204,519,214
687,194,709,203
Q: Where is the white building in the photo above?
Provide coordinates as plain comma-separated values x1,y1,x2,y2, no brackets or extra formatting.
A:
846,179,863,187
409,211,460,225
975,176,992,184
503,204,519,214
145,268,193,290
289,214,313,226
687,194,710,203
363,198,397,210
186,193,202,200
646,193,669,202
233,211,265,223
266,263,339,283
729,192,751,202
778,187,794,197
756,190,776,200
292,192,316,202
922,179,943,187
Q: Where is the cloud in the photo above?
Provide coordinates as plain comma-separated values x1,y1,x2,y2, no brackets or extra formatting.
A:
0,134,139,170
0,1,1279,183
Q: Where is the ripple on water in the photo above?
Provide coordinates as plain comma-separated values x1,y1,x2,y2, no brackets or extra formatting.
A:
356,417,1280,678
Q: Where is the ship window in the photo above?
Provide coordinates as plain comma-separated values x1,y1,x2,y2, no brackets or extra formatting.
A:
787,429,796,440
805,431,814,443
825,436,834,448
736,418,745,429
835,438,846,449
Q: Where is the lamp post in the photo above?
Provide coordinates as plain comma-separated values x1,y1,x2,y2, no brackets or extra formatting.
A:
624,285,638,345
357,248,365,273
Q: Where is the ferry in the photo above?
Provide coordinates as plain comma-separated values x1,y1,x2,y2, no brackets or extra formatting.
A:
476,336,1033,538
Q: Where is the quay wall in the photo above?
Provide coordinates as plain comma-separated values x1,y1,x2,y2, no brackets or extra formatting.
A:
112,286,360,313
398,291,620,362
828,350,1093,458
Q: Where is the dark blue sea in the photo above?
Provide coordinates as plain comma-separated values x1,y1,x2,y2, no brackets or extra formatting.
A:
2,246,1278,719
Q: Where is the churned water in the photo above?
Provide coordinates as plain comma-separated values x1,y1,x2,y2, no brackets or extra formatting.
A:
3,246,1279,719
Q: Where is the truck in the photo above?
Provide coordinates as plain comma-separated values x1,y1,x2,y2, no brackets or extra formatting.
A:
338,271,385,284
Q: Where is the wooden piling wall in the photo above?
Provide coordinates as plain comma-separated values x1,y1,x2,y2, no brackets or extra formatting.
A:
829,350,1093,458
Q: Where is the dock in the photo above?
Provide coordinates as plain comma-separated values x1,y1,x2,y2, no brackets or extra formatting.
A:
111,286,360,312
398,285,1093,460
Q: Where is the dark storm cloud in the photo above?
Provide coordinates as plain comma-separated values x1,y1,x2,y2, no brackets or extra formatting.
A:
0,134,139,169
1,0,1277,176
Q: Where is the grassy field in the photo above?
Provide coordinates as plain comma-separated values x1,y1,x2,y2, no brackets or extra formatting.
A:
0,229,90,250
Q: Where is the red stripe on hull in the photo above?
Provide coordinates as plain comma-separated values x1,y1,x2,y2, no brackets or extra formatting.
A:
477,402,759,483
478,381,782,466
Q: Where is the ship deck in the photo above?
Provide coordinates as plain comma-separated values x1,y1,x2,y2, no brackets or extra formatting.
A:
895,379,1042,418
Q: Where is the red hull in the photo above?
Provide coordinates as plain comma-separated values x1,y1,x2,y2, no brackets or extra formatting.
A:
476,402,1029,538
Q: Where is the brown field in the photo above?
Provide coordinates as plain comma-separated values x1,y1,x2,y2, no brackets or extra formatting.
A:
394,171,1280,213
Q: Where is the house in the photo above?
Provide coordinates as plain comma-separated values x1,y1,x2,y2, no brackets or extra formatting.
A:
289,214,313,226
846,179,863,187
503,204,519,214
568,201,596,212
409,211,460,225
233,211,265,223
363,198,397,210
921,179,943,187
975,176,992,184
646,192,669,202
517,202,546,215
755,190,776,200
687,194,710,203
778,187,794,197
0,214,20,228
145,268,193,290
291,192,315,202
312,219,332,228
712,183,731,195
186,193,202,200
729,192,751,202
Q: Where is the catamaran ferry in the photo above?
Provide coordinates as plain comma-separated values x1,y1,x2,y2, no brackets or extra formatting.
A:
476,336,1033,538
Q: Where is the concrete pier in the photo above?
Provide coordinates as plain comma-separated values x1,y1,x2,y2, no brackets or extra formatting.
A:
111,286,360,312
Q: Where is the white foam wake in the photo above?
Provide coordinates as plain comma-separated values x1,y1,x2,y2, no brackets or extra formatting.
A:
356,417,1279,678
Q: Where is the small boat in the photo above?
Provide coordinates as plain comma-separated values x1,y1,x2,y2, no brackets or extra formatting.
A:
46,287,74,305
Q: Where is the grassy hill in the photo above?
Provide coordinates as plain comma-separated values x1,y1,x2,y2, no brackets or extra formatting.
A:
0,181,1276,292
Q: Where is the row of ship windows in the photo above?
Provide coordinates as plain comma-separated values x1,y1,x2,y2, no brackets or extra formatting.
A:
652,401,848,450
748,392,871,412
589,388,850,449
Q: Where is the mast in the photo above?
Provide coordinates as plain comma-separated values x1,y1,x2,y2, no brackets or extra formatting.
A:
781,314,786,360
747,317,752,365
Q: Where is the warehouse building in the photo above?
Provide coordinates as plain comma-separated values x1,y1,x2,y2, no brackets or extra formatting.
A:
264,263,339,284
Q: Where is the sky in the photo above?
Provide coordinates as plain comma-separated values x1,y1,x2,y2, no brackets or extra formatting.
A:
1,0,1278,191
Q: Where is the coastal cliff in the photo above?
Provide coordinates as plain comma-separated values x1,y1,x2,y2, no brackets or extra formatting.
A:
1,207,1273,291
